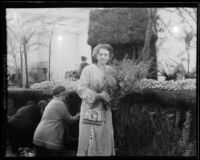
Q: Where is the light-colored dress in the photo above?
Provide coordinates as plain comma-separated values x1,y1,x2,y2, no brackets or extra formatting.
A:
77,64,115,156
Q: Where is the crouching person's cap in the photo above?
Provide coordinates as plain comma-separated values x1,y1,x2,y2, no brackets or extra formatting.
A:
53,85,66,96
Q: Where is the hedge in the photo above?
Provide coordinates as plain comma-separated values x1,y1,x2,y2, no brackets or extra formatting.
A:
87,8,151,62
87,8,149,46
120,88,196,110
7,88,196,156
7,88,52,113
113,89,196,156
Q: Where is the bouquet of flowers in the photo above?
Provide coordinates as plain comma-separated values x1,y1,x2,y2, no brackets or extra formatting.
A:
92,69,119,110
98,58,152,110
92,57,152,110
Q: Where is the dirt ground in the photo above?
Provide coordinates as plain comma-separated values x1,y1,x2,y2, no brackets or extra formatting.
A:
5,141,77,157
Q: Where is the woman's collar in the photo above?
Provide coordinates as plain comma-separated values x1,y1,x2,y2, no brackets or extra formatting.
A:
53,96,62,101
96,63,107,70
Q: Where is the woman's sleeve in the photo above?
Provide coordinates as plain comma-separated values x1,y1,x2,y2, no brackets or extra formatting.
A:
77,66,96,104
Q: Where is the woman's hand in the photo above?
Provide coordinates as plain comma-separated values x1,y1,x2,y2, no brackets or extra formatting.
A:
86,90,96,104
97,91,111,102
105,75,117,87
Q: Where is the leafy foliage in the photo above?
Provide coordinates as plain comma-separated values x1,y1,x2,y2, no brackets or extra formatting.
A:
107,56,196,156
110,58,152,96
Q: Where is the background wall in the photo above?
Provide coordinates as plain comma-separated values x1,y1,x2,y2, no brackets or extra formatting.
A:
156,8,196,81
21,20,91,83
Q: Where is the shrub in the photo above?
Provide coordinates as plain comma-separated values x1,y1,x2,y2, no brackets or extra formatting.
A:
109,59,196,156
177,111,196,156
108,57,196,111
105,58,152,106
8,88,52,112
30,80,79,95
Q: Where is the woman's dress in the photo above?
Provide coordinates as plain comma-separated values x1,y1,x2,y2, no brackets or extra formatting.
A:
77,64,115,156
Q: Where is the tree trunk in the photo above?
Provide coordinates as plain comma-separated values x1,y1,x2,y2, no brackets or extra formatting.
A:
23,43,29,88
135,8,156,64
186,45,190,74
9,39,22,87
48,30,54,81
19,44,23,87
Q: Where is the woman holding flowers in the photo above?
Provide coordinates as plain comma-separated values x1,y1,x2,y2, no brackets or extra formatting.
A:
77,44,117,156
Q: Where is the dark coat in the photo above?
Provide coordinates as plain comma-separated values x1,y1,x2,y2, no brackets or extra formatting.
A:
8,104,41,132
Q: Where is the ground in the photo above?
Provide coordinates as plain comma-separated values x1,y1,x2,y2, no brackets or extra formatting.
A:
5,140,77,157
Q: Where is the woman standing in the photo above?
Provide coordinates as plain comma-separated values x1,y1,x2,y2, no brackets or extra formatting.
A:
77,44,116,156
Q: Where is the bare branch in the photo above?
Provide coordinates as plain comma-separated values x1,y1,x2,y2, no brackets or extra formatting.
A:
193,8,197,20
165,60,176,73
14,9,28,42
22,11,50,25
157,61,168,74
135,8,156,64
26,28,38,42
30,42,48,48
168,57,180,65
7,26,21,42
148,65,165,76
182,8,196,22
44,16,68,25
175,8,195,34
8,39,19,70
27,42,49,51
163,8,177,13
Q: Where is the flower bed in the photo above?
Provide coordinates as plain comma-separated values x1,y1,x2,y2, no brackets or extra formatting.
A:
135,78,196,91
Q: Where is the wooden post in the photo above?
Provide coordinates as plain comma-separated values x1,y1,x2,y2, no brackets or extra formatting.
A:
23,43,29,88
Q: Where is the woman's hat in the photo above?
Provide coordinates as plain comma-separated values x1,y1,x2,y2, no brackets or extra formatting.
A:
53,85,66,96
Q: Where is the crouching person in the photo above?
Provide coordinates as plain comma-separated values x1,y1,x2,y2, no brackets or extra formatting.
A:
7,100,42,154
33,85,80,157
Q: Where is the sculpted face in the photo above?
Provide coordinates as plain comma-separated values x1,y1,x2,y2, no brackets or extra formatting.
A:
97,48,110,65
